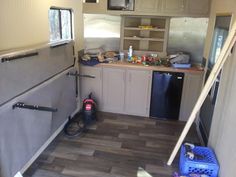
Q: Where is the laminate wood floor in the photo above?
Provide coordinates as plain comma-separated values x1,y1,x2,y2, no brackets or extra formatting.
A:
24,112,200,177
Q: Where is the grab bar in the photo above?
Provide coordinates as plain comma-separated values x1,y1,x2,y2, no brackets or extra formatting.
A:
50,42,68,49
12,102,57,112
1,52,38,63
67,72,96,78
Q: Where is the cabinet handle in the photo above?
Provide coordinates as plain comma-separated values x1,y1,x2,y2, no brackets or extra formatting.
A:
177,77,183,80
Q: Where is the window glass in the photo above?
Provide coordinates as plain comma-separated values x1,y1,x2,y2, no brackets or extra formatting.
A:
49,9,61,41
49,8,72,42
61,10,72,40
208,16,231,68
209,28,228,67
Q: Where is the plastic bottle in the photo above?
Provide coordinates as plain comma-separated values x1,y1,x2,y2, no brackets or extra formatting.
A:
128,46,133,62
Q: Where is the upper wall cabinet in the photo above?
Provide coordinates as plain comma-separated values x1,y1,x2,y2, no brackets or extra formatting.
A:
187,0,210,15
159,0,210,16
82,0,210,17
162,0,185,14
135,0,161,13
120,16,170,56
83,0,107,14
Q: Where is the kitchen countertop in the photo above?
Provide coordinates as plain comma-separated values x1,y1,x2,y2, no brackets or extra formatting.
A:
81,61,204,74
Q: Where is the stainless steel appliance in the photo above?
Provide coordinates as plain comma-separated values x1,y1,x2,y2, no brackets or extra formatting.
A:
108,0,134,11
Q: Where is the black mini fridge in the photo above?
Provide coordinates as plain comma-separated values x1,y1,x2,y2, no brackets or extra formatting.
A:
150,71,184,120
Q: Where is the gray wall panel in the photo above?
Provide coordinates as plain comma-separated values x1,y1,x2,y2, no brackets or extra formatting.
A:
0,42,74,106
0,67,77,177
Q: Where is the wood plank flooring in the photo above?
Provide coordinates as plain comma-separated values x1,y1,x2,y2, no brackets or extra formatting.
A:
24,112,200,177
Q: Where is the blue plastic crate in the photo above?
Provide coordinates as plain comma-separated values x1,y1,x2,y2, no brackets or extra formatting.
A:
179,145,219,177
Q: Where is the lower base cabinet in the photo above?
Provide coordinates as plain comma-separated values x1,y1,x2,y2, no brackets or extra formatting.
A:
125,69,152,117
179,72,204,121
102,67,152,116
80,65,152,116
79,65,203,120
102,67,126,114
0,68,77,177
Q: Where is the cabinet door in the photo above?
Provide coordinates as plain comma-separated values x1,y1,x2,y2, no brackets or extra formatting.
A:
179,73,203,121
187,0,209,15
80,66,102,110
125,69,152,117
102,67,125,113
162,0,186,13
83,0,106,14
136,0,160,12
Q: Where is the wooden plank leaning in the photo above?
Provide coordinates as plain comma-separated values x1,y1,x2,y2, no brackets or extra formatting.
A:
167,22,236,166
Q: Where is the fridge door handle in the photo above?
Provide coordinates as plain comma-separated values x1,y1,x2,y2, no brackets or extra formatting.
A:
177,76,183,80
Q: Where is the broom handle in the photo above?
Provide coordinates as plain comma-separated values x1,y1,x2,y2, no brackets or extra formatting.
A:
167,22,236,166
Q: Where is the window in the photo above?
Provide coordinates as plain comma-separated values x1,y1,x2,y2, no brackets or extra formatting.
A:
208,28,228,67
208,16,231,68
49,8,72,42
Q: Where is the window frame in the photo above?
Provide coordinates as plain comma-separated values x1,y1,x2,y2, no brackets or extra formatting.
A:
49,7,73,42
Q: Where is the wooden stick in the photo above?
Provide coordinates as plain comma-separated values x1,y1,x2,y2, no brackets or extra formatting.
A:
167,22,236,166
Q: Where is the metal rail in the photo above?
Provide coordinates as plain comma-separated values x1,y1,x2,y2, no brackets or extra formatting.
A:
1,52,38,63
12,102,58,112
67,72,96,78
50,42,68,48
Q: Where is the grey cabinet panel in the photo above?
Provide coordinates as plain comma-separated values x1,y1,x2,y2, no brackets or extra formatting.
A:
0,67,77,177
187,0,209,15
0,92,53,177
51,70,77,133
102,68,126,113
162,0,186,13
0,42,74,106
136,0,161,12
80,66,102,110
125,69,152,116
179,73,203,121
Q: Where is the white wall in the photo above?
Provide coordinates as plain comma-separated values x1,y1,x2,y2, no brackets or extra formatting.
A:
0,0,84,52
204,0,236,176
208,46,236,177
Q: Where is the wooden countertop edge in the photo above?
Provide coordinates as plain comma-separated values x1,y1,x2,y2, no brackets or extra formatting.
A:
80,62,204,74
